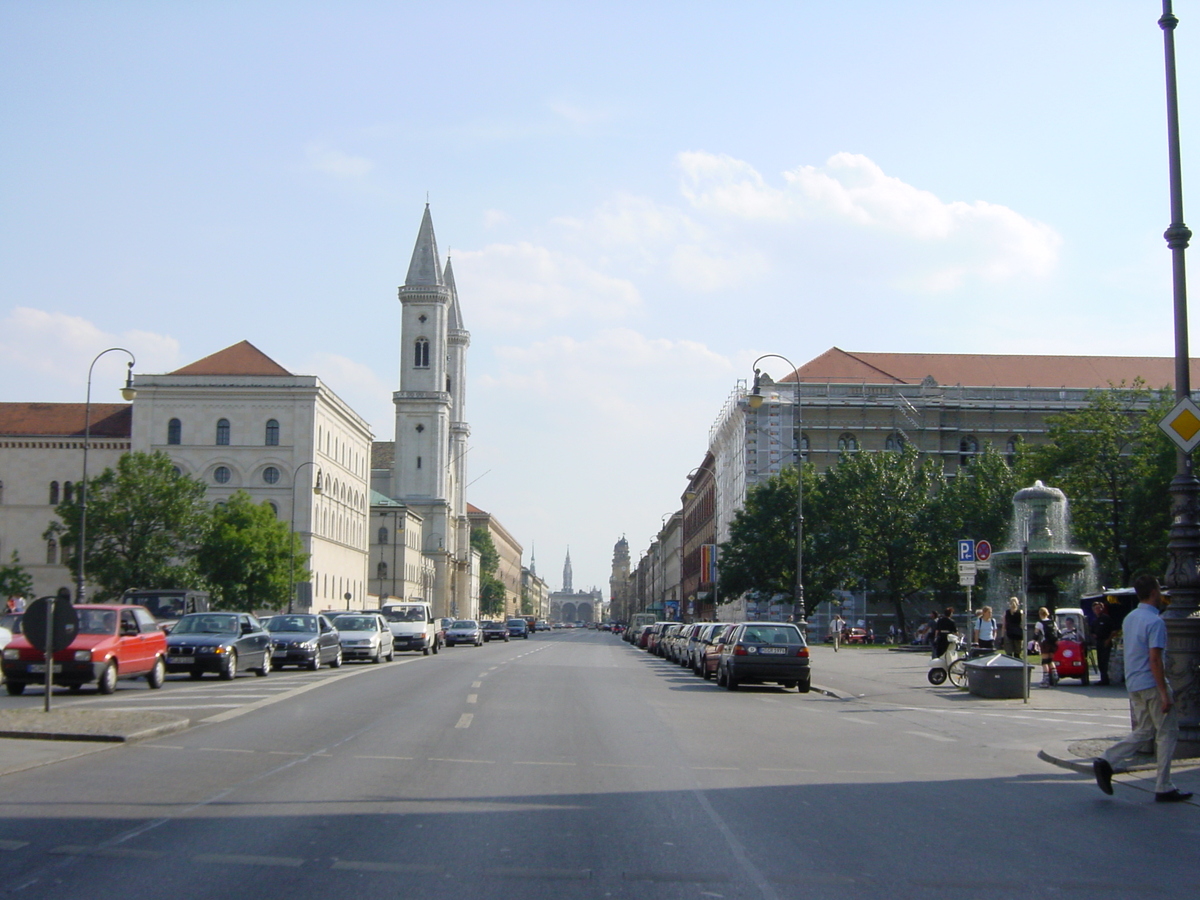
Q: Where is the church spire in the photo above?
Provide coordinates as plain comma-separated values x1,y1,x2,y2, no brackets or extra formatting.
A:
445,256,464,330
405,204,444,287
563,548,573,592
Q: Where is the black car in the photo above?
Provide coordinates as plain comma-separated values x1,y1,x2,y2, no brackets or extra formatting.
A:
481,620,509,642
717,622,811,692
506,618,529,639
264,614,343,670
165,612,273,679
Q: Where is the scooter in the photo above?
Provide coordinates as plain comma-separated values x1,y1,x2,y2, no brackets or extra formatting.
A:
927,633,967,687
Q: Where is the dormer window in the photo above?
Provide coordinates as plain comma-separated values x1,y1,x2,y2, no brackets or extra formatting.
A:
414,338,430,368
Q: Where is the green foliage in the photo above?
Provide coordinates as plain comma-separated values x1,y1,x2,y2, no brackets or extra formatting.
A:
195,491,306,612
1024,383,1174,585
471,526,500,578
479,575,506,616
0,552,34,599
49,451,209,600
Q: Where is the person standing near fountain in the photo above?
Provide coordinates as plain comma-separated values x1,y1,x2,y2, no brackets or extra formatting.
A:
1093,576,1192,803
1091,601,1114,687
1036,608,1059,686
1002,597,1024,657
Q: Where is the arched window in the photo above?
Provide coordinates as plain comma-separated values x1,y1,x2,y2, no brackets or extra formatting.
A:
885,432,906,452
46,538,57,565
49,481,59,505
377,561,388,580
216,419,230,446
1005,435,1021,465
797,432,810,457
414,337,430,368
265,419,280,446
266,502,279,517
167,418,182,445
378,526,389,545
960,435,979,467
837,433,858,453
63,482,74,503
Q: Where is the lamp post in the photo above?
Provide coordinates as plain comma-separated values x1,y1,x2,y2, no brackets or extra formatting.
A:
747,353,805,625
288,462,323,613
1158,0,1200,738
77,349,136,602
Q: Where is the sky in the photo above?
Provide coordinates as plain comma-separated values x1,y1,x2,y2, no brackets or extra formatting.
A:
2,1,1198,595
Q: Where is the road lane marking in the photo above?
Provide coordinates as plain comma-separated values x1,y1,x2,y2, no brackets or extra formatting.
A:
197,747,254,753
690,766,739,771
333,860,440,873
354,755,414,761
0,840,29,850
428,757,494,764
513,760,576,766
904,731,956,742
467,694,478,704
51,844,164,860
839,716,876,725
757,767,816,773
455,713,473,728
593,763,653,769
471,681,482,688
193,853,303,867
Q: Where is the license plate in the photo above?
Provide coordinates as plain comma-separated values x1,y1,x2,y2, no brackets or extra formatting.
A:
760,647,787,654
172,656,195,664
28,663,63,673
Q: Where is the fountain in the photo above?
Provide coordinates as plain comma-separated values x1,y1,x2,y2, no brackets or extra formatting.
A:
990,481,1096,612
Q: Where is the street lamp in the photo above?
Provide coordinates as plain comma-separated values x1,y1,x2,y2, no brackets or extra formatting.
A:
77,348,136,601
288,462,323,613
747,353,805,624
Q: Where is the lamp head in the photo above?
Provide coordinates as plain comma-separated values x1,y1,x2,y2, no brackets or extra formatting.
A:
313,470,324,495
747,368,764,409
120,361,137,402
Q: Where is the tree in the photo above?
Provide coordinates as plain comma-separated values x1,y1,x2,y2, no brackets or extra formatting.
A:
0,552,34,600
1026,383,1175,585
50,451,210,601
471,526,506,616
195,491,306,612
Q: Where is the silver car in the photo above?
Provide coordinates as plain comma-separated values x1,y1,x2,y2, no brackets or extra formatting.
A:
445,619,483,647
331,613,394,663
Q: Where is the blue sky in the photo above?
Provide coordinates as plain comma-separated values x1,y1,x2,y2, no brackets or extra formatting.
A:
2,1,1197,593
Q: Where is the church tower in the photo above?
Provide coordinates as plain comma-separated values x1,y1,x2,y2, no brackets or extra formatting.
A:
563,548,573,593
391,205,470,616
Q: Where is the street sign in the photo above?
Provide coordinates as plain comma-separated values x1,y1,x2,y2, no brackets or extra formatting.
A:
976,540,992,570
958,562,977,576
958,570,976,586
1159,396,1200,452
23,595,79,655
957,539,975,562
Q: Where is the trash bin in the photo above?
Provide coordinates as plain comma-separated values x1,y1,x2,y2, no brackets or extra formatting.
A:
964,653,1032,699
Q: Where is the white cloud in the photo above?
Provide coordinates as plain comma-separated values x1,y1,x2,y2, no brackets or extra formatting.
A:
453,242,641,331
482,209,513,229
303,143,374,179
300,351,394,437
0,307,180,401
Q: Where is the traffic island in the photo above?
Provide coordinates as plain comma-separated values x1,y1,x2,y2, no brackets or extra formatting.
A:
0,708,188,743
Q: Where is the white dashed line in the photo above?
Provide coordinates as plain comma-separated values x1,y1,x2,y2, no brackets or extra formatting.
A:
904,731,956,742
455,713,473,728
467,694,478,704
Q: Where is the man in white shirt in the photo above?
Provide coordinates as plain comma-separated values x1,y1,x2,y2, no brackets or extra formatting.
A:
1093,575,1192,802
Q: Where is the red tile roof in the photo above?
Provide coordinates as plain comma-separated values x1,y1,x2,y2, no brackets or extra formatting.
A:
170,340,292,377
0,403,131,437
789,347,1198,389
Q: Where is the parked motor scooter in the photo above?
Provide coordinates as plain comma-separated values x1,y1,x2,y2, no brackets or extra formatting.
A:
928,633,967,686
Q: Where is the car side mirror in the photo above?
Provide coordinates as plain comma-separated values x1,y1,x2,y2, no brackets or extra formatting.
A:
241,624,253,635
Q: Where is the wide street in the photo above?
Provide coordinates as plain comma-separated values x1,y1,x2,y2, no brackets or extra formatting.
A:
0,630,1195,899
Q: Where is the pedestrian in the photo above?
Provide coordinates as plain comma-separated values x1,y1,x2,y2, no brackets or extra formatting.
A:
934,607,957,659
1035,607,1059,686
1091,600,1114,686
973,606,998,651
1093,575,1193,803
928,610,940,658
1002,597,1023,657
829,613,844,651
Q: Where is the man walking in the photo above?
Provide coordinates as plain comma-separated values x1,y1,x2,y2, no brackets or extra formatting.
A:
1093,575,1192,802
1091,600,1114,687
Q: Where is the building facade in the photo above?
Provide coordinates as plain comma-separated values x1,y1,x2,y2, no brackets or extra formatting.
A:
467,503,523,618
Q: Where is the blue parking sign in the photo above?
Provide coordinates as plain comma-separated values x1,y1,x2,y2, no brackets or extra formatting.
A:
957,540,975,562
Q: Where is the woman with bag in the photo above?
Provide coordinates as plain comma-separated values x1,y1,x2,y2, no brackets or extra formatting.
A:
1002,597,1023,657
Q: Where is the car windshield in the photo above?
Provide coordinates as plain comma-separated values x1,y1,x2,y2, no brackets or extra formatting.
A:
740,625,803,645
265,615,317,633
172,615,239,635
383,606,426,623
507,620,524,626
451,620,477,629
76,609,119,635
334,616,377,631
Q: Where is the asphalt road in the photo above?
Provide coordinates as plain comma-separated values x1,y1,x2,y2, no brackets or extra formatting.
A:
0,631,1194,900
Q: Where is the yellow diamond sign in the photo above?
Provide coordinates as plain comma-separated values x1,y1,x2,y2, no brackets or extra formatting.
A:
1159,397,1200,452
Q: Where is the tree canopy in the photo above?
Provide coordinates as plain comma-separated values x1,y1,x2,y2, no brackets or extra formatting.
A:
471,526,506,616
0,552,34,600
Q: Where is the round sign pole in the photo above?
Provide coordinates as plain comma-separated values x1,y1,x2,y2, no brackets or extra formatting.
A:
42,595,54,712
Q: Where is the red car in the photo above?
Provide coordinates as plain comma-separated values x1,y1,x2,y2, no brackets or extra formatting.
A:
2,604,167,695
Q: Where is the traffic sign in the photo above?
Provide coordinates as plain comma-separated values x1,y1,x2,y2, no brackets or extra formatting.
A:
1160,397,1200,452
957,540,975,563
23,595,79,655
958,570,976,586
976,540,992,570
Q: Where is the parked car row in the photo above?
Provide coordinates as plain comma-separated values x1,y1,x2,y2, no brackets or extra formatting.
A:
620,619,812,692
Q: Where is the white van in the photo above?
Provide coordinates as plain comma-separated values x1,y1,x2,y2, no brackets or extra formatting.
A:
380,602,440,655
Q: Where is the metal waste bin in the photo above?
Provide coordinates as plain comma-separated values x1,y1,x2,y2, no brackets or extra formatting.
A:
964,653,1032,699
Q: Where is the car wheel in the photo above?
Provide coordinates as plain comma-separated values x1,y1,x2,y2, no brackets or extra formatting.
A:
220,650,237,680
189,668,204,680
330,648,343,668
5,681,25,696
725,670,739,691
703,665,712,681
432,638,440,654
387,645,395,662
927,667,946,685
307,654,321,671
797,679,811,694
98,661,118,694
255,650,272,677
422,642,430,656
147,656,166,689
716,666,726,687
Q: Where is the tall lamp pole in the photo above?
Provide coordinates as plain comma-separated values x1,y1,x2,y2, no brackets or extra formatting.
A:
288,462,323,613
747,353,805,625
77,349,136,601
1159,1,1200,737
